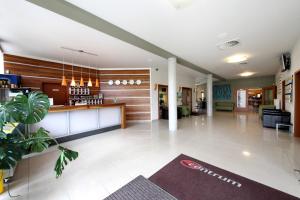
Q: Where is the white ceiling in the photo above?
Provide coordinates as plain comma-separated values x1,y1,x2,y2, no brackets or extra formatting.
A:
1,0,300,80
65,0,300,79
0,0,205,80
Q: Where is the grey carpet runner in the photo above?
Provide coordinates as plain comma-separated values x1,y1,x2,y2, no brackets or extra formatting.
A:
104,175,178,200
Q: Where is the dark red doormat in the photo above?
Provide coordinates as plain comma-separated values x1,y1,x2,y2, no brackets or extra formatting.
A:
149,154,299,200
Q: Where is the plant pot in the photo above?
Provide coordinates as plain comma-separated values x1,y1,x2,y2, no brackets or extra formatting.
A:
0,170,4,194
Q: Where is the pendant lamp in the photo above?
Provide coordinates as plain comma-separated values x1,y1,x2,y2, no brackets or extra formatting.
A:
70,57,76,87
61,54,67,86
95,69,99,87
80,67,84,87
88,68,92,87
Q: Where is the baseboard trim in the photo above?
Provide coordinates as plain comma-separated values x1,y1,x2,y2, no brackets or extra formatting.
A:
56,125,121,143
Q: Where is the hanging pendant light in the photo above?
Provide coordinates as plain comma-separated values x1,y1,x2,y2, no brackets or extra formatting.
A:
95,69,99,87
80,67,84,87
70,56,76,87
61,53,67,86
88,68,92,87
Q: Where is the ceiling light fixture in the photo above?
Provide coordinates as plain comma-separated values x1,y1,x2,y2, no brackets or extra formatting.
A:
168,0,194,9
61,53,67,86
79,54,84,87
239,71,255,77
70,56,76,87
80,67,84,87
88,68,92,87
225,54,249,63
95,69,99,88
242,151,251,157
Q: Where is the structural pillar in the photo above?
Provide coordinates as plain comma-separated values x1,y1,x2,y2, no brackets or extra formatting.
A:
207,74,213,117
168,57,177,131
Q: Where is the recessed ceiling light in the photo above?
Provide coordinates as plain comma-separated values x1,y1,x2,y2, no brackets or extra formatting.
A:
239,72,255,77
168,0,194,9
242,151,251,157
225,54,249,63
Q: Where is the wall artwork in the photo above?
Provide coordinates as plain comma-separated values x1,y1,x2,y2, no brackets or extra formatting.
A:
213,84,232,100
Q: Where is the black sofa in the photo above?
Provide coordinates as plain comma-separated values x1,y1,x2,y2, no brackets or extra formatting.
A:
262,109,291,129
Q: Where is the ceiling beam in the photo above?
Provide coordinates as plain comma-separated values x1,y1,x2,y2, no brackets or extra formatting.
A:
26,0,225,81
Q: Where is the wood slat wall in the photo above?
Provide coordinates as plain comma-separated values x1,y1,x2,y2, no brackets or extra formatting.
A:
4,54,151,121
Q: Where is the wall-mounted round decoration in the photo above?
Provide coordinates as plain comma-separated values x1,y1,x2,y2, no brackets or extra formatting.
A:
108,80,114,85
122,80,128,85
115,80,121,85
129,80,134,85
136,80,142,85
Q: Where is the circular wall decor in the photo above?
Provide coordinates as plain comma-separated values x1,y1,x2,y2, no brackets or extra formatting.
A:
129,80,134,85
136,80,142,85
122,80,128,85
108,80,114,85
115,80,121,85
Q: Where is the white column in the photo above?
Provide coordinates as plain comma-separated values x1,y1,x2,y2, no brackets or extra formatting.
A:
0,50,4,74
168,57,177,131
207,74,213,117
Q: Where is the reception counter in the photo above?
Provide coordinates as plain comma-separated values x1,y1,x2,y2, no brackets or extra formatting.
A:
31,103,126,143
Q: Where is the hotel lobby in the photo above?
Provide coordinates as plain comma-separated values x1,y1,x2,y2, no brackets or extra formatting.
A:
0,0,300,199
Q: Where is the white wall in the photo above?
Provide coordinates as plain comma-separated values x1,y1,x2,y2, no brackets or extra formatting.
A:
0,51,4,74
276,37,300,129
151,65,198,120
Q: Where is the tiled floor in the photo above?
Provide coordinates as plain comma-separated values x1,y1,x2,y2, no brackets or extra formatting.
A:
1,112,300,200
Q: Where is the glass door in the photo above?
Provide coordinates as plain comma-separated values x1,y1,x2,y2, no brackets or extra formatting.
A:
236,89,248,111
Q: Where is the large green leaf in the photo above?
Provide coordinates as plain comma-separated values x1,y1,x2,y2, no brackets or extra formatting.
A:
26,128,52,153
0,134,25,169
54,146,78,178
9,91,50,124
0,103,13,132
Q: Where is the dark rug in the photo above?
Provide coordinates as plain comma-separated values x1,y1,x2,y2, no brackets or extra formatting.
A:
104,175,178,200
149,154,299,200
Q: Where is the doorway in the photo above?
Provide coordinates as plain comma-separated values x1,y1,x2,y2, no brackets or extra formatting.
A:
158,84,168,119
295,71,300,137
43,83,67,105
235,88,263,112
262,85,277,105
182,87,192,112
235,89,248,112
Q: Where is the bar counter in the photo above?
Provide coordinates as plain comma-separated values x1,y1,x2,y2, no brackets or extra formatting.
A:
31,103,126,143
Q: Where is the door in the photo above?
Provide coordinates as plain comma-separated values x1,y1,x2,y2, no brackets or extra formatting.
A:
235,89,248,112
182,87,192,112
158,85,168,119
295,71,300,137
43,83,67,105
262,86,277,105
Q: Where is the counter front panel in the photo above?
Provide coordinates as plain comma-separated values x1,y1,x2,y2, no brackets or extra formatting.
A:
31,103,126,142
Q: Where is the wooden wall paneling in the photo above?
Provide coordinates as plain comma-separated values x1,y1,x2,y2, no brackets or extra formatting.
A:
4,54,151,121
103,98,150,105
100,69,150,75
101,90,150,97
126,113,151,120
126,106,151,113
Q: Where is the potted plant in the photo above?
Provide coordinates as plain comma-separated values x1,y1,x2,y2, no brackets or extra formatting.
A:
0,91,78,194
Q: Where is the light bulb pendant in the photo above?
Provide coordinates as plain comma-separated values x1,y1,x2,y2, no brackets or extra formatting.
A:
95,78,99,87
61,75,67,86
80,77,84,87
71,76,76,87
88,78,93,87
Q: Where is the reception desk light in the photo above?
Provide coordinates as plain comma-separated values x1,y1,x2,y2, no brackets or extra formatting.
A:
95,70,99,87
